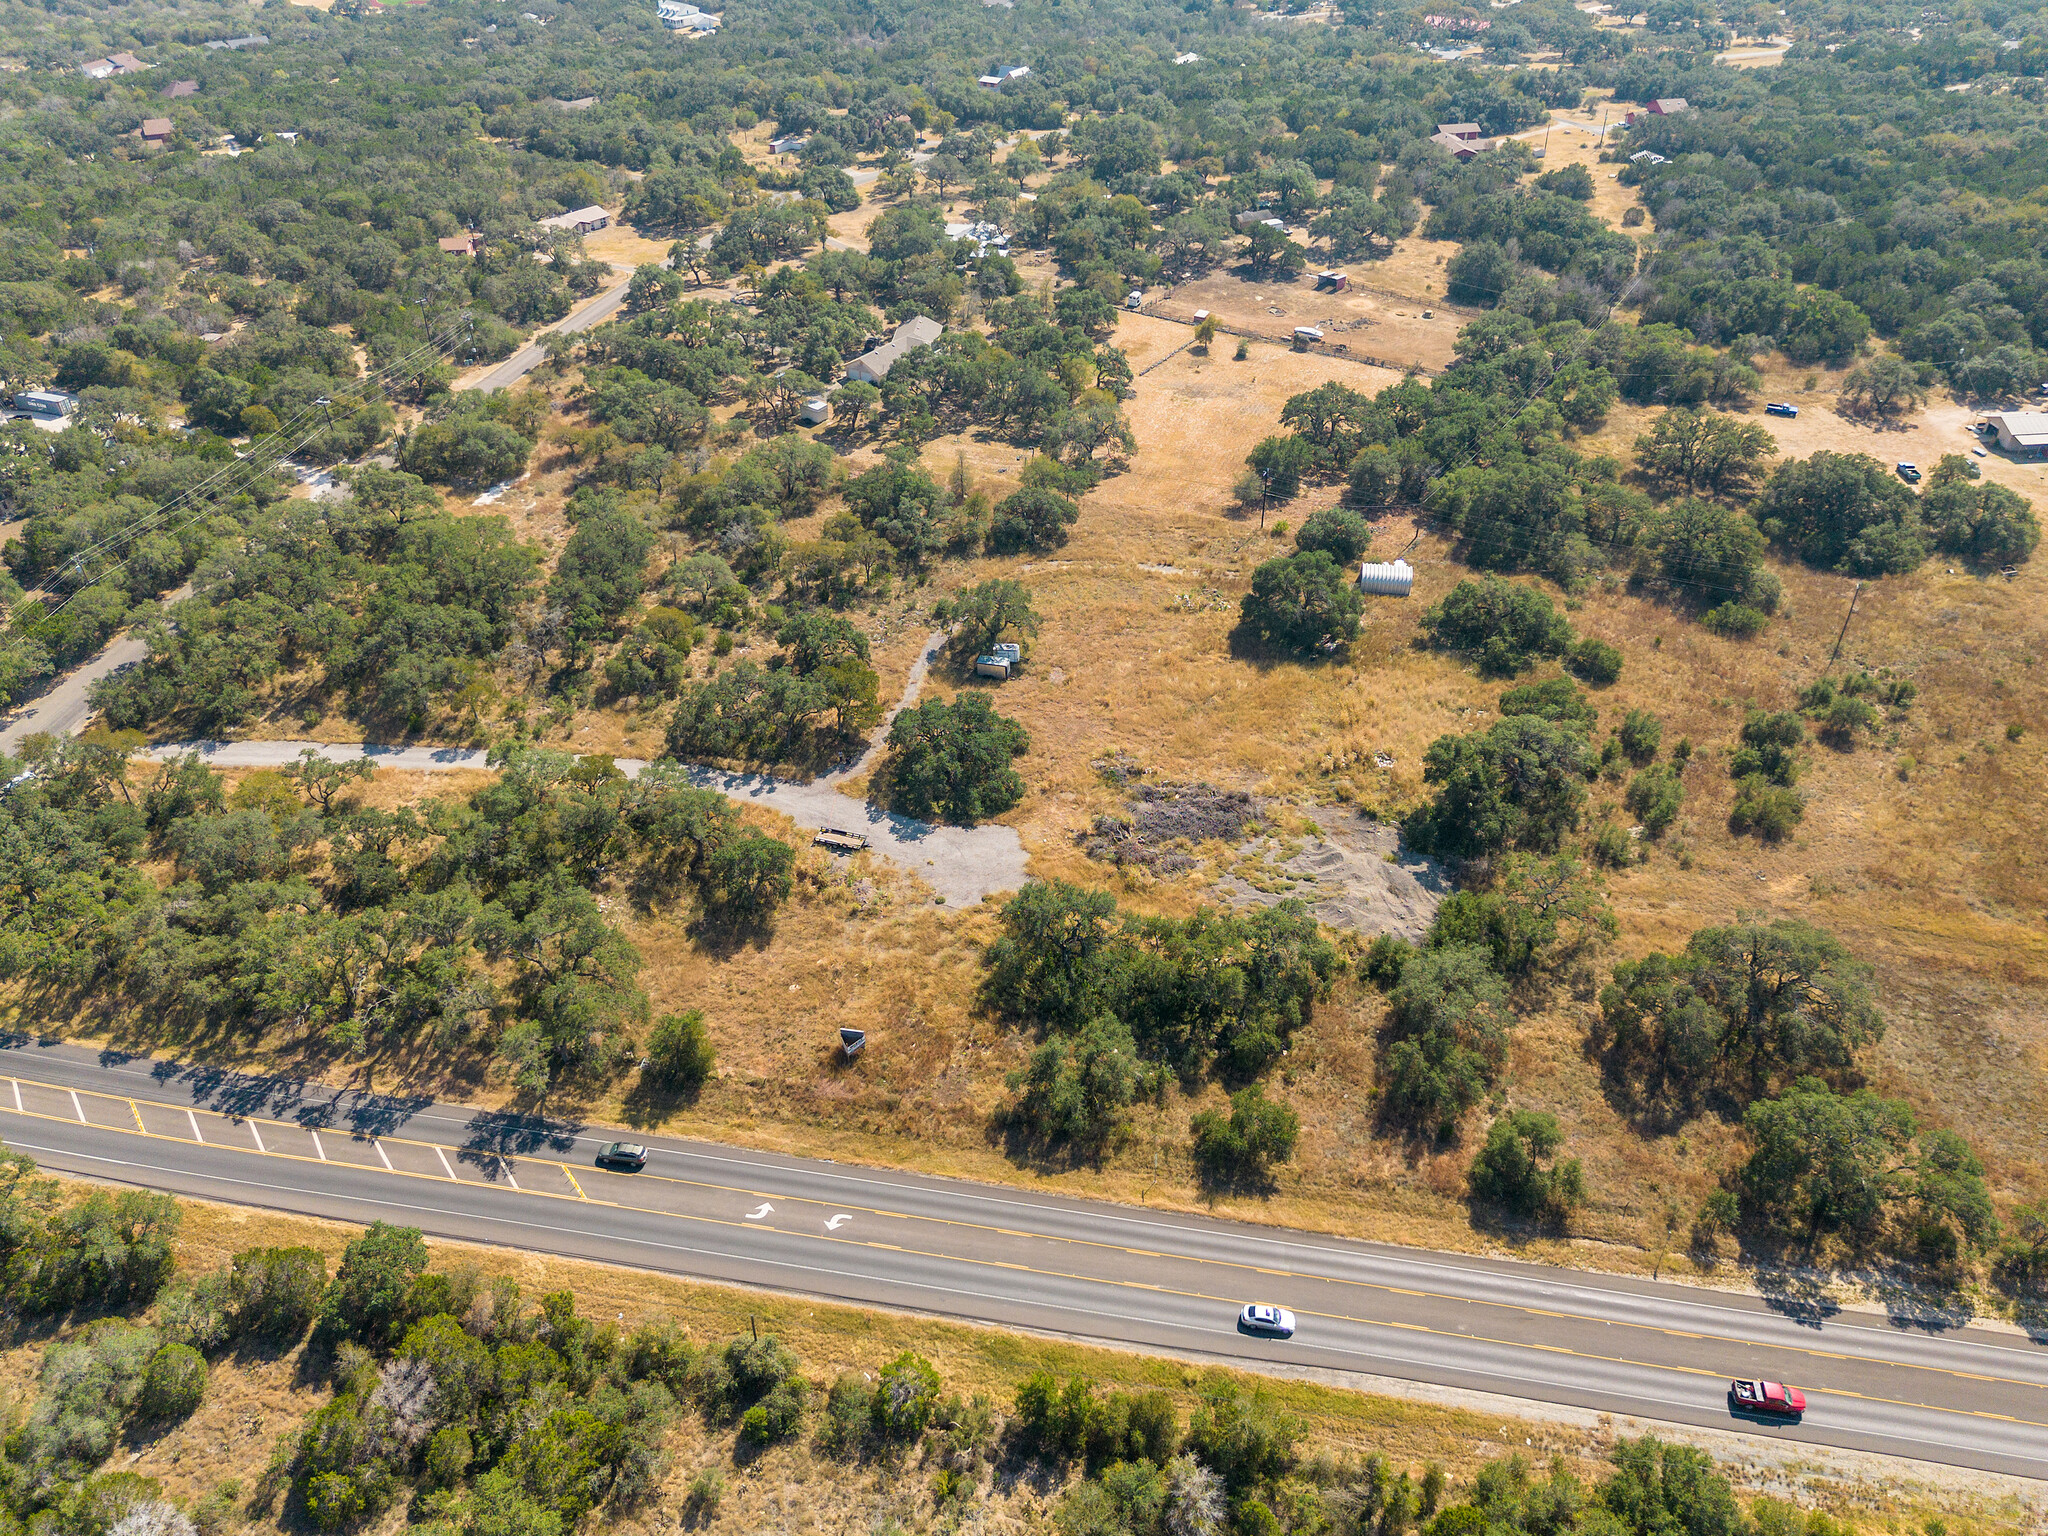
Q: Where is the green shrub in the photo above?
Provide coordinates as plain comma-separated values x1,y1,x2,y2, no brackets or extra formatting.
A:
1002,1015,1141,1161
1590,822,1636,868
158,1275,235,1353
1497,677,1595,732
686,1468,724,1517
1566,637,1623,685
138,1343,207,1423
230,1246,327,1342
871,1352,941,1442
1293,507,1373,565
1467,1110,1585,1225
13,1323,157,1482
1363,934,1414,988
1237,549,1365,653
1422,577,1572,678
739,1375,807,1445
317,1222,427,1347
643,1009,715,1093
1617,709,1662,763
1189,1086,1300,1190
818,1370,870,1455
1624,764,1683,836
1731,710,1804,785
1700,602,1770,638
1729,776,1804,840
303,1472,363,1534
424,1425,473,1489
1817,695,1878,744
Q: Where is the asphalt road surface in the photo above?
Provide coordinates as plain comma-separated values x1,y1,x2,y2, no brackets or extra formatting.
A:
462,267,636,393
1,1040,2045,1480
0,583,195,754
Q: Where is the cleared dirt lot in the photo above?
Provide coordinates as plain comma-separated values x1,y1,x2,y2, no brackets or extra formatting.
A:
1152,263,1466,372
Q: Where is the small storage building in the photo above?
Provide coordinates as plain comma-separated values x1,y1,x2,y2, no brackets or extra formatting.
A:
799,396,831,427
1358,559,1414,597
13,391,78,419
974,642,1023,680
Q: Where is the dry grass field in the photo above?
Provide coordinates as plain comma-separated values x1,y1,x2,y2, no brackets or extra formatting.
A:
0,1186,2022,1534
42,120,2048,1308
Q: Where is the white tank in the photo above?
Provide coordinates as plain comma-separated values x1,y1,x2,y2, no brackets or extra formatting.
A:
1358,559,1414,597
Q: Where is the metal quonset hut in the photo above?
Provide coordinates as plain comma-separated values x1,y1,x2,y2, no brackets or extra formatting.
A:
1358,559,1414,597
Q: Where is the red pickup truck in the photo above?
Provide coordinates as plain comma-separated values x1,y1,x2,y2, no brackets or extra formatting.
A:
1729,1379,1806,1417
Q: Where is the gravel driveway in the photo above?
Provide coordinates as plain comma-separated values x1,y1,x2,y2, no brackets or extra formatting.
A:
141,635,1030,908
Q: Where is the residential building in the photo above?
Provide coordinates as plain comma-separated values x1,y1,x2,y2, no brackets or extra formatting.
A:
536,205,610,234
977,64,1030,89
438,232,483,256
768,134,809,155
203,34,268,50
162,80,198,99
656,0,720,30
1173,51,1201,63
1624,98,1690,125
843,316,943,384
81,53,150,78
140,118,173,144
943,220,1007,255
1429,128,1482,159
1436,122,1483,141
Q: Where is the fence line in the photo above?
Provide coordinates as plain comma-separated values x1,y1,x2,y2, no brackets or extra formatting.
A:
1134,305,1438,377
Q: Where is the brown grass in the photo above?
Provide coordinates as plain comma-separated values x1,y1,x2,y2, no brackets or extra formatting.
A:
54,129,2048,1306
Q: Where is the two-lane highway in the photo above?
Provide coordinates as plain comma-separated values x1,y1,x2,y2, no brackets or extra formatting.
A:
2,1039,2044,1481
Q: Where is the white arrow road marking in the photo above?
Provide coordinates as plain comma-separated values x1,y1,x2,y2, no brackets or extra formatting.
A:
745,1202,773,1220
825,1214,853,1231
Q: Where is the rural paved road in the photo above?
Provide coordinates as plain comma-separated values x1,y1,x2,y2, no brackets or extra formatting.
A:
461,265,636,393
1,1039,2045,1480
0,582,194,755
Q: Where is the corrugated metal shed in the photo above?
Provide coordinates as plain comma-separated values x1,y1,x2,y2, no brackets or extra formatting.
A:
1358,558,1414,597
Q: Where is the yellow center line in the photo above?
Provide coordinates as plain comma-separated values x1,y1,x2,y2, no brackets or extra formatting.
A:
10,1072,2048,1402
7,1089,2047,1435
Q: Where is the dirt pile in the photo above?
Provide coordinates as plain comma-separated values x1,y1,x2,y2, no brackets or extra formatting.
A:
1080,781,1265,874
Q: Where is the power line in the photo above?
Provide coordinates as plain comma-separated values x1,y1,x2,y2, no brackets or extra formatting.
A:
39,315,471,588
19,314,474,632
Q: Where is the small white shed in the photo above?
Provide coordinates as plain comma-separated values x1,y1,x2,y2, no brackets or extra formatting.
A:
799,396,831,426
1358,559,1414,597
